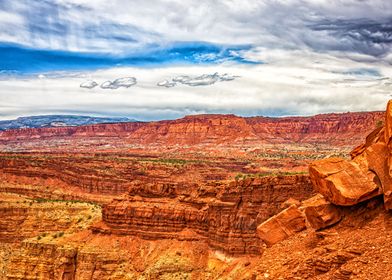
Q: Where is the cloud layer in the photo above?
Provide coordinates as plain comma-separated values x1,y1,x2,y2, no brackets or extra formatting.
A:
0,0,392,58
0,0,392,120
1,50,392,121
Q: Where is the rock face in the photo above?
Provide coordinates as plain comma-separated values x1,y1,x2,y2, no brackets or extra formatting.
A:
95,175,315,255
256,194,342,245
309,158,380,205
0,111,384,147
309,100,392,209
6,242,79,280
0,196,99,243
256,205,306,246
301,194,342,230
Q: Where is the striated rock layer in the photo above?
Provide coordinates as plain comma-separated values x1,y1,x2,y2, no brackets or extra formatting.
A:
0,152,265,201
0,111,384,148
0,193,100,243
95,175,315,255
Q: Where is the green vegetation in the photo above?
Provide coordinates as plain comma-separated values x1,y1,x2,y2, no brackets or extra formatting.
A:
32,198,100,207
234,171,308,181
255,151,348,160
139,158,201,165
52,231,64,239
36,232,48,240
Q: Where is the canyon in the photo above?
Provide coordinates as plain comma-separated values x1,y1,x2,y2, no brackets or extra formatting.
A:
0,111,384,151
0,109,390,279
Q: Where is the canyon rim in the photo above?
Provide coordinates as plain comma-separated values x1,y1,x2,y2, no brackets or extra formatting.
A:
1,0,392,279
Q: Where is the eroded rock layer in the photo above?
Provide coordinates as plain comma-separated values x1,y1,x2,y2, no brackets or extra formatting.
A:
0,193,100,242
0,111,384,150
97,175,315,255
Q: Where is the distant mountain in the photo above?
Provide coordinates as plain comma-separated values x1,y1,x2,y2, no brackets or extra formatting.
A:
0,111,385,147
0,115,136,131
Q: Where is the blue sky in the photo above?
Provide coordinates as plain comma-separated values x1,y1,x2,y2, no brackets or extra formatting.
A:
0,0,392,120
0,42,257,73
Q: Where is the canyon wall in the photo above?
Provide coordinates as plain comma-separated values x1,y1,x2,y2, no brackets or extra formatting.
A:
0,111,384,146
96,175,315,255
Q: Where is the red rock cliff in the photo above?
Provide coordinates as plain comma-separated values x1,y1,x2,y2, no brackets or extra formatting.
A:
95,175,315,255
0,111,384,146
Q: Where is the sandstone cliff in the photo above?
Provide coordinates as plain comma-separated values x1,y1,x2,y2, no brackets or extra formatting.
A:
96,175,315,255
0,111,384,147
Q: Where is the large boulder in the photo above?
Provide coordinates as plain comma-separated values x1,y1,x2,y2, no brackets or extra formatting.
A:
256,205,306,246
301,194,342,230
356,142,392,209
309,158,380,206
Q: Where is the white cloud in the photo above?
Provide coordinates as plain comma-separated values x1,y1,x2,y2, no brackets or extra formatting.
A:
157,73,238,87
1,48,391,120
1,0,392,120
80,80,98,89
1,0,392,55
98,77,137,89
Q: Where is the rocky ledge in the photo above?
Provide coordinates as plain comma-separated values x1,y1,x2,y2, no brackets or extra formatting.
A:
257,99,392,248
94,175,315,255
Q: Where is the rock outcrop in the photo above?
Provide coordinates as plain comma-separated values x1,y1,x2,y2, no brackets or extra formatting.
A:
257,100,392,248
310,100,392,210
309,158,380,205
256,194,342,245
256,205,306,246
301,194,342,230
95,175,315,255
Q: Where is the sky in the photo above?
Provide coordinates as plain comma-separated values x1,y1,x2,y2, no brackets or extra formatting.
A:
0,0,392,120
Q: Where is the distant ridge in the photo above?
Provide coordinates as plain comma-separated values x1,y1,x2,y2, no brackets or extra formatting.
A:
0,115,136,131
0,111,385,147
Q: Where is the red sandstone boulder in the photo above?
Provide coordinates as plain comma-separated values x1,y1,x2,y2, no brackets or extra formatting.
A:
309,158,380,206
301,194,342,230
355,142,392,209
350,126,384,159
385,100,392,146
256,205,306,247
280,198,301,210
310,100,392,210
